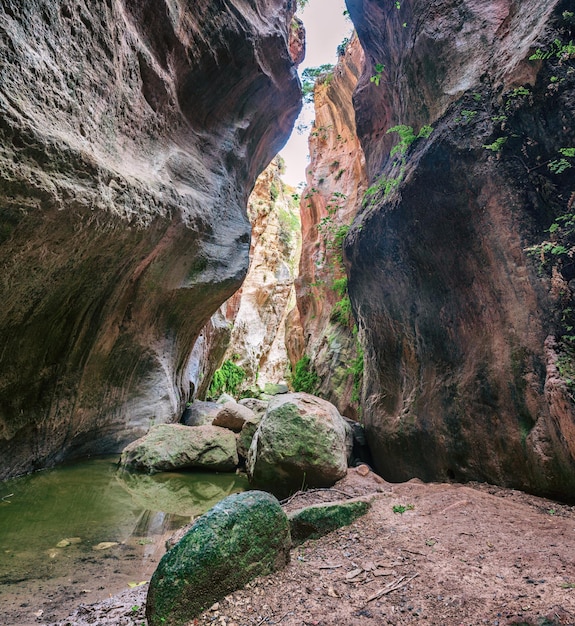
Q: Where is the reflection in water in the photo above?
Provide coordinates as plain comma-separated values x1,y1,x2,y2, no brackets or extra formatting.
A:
0,457,248,586
116,470,247,518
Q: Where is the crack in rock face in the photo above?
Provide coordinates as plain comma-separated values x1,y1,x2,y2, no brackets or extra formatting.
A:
0,0,302,478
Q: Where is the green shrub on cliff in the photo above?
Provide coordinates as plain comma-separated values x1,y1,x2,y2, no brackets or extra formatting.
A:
362,124,433,207
291,356,319,394
387,124,433,157
302,65,334,103
330,295,352,326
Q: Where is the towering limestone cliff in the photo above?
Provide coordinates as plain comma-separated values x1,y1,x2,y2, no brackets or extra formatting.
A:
0,0,302,478
345,0,575,498
289,34,367,419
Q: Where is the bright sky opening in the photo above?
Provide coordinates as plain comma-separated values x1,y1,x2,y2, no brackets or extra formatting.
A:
279,0,352,188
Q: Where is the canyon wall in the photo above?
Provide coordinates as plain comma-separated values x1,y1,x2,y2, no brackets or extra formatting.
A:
0,0,302,478
190,159,301,398
289,35,367,419
345,0,575,498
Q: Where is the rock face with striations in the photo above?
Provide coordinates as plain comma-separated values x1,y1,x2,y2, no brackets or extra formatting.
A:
344,0,575,498
289,35,367,419
0,0,302,479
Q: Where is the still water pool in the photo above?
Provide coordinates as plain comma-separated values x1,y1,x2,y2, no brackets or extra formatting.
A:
0,456,247,624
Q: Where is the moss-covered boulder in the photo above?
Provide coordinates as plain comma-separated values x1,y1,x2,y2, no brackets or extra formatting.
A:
119,424,238,473
146,490,291,626
247,393,353,498
288,500,371,545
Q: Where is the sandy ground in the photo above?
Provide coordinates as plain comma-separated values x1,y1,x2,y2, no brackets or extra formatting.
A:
37,469,575,625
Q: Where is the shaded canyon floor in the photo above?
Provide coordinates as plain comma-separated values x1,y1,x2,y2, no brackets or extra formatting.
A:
50,469,575,626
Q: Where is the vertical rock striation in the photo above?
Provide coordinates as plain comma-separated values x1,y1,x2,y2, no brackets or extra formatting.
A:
0,0,302,478
290,34,367,418
345,0,575,498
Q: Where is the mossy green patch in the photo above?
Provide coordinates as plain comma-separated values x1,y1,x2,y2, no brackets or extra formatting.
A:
146,491,290,626
288,500,371,545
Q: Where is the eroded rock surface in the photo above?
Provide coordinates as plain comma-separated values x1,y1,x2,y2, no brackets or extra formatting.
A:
345,0,575,498
0,0,302,478
291,34,367,418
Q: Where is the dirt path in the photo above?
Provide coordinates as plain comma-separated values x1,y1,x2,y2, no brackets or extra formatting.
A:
52,469,575,625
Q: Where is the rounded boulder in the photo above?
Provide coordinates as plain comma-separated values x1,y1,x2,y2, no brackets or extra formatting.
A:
146,490,290,626
119,424,238,473
247,392,352,498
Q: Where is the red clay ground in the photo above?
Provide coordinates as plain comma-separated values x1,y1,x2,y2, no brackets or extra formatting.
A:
51,468,575,626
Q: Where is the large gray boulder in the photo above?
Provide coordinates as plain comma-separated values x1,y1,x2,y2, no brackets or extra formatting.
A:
119,424,238,473
146,490,291,626
181,401,220,427
247,393,353,497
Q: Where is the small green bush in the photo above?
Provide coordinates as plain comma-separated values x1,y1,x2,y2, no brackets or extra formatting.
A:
330,295,352,326
483,136,507,152
332,276,348,297
291,356,319,394
208,360,246,399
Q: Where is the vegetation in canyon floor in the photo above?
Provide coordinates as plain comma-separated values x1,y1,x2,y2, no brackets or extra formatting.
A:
207,359,246,399
392,503,415,514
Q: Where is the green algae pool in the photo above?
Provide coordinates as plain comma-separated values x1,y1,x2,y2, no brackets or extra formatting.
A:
0,456,248,624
